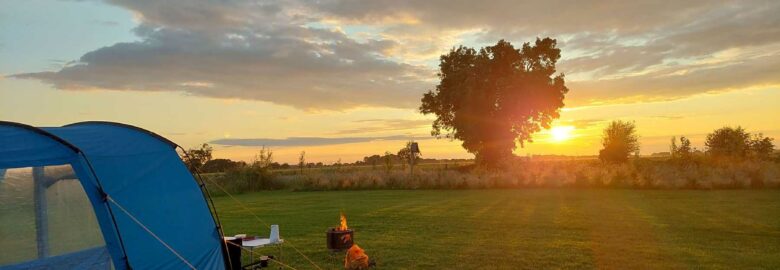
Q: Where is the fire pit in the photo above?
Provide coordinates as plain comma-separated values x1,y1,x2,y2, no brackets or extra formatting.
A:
327,228,354,250
327,212,354,251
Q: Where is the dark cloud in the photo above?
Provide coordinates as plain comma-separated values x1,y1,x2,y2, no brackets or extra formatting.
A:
211,135,431,147
10,0,780,109
12,0,433,110
556,2,780,79
105,0,284,32
13,23,432,110
312,0,780,104
309,0,716,34
567,51,780,105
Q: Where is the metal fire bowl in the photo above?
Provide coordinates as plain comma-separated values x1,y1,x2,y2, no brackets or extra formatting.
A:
326,228,354,251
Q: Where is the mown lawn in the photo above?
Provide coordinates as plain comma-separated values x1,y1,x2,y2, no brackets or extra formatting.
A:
214,190,780,269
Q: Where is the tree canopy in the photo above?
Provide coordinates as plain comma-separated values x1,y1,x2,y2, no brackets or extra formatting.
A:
183,143,213,172
670,136,695,165
705,126,775,160
397,141,421,166
599,120,640,163
201,158,245,173
420,38,568,166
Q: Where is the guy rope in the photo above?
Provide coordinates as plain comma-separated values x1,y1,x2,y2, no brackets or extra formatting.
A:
180,146,323,269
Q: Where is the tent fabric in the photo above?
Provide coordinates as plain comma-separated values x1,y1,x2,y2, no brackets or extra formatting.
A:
0,124,78,169
0,121,226,270
1,247,112,270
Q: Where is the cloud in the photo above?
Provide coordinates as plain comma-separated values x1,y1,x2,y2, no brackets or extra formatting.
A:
332,118,431,135
312,0,780,104
10,0,780,109
651,115,685,120
13,0,434,110
211,135,431,147
567,48,780,105
310,0,713,34
565,119,605,129
13,24,433,110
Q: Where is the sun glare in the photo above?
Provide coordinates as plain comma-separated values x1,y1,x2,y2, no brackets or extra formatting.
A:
550,126,575,142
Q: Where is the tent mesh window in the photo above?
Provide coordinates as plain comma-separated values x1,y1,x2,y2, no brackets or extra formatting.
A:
0,165,113,269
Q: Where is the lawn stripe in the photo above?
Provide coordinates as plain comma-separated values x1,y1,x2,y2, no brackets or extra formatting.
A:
580,191,684,270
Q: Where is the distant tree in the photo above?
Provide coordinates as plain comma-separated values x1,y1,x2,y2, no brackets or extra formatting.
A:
298,151,306,174
362,155,381,168
669,136,678,159
670,136,693,164
371,156,379,170
677,136,693,160
383,151,394,173
599,121,640,163
704,127,775,161
183,143,213,171
420,38,569,167
201,158,244,173
705,127,750,159
397,141,420,167
253,146,274,169
748,133,774,160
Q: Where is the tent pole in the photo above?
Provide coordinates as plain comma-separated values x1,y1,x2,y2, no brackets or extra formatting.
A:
178,146,233,269
33,166,49,258
80,154,133,270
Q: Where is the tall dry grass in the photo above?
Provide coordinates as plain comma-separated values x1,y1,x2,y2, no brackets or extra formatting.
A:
202,158,780,194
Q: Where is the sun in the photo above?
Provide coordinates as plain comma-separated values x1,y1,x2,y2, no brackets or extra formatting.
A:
550,126,575,142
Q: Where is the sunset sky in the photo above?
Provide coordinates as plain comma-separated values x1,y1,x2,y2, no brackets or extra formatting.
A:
2,0,779,163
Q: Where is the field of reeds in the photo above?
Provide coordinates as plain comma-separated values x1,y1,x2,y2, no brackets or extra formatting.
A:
201,158,780,195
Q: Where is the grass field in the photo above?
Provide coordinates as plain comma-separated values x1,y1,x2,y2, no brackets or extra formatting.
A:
214,189,780,269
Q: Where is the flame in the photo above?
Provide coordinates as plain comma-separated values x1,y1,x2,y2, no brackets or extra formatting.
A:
338,212,348,231
344,244,370,270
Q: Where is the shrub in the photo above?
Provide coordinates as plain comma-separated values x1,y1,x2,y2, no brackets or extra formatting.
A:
704,127,775,161
599,121,640,163
705,126,751,160
201,158,245,173
670,136,695,165
748,134,775,160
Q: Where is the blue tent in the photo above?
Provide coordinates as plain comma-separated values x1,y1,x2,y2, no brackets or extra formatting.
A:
0,121,228,269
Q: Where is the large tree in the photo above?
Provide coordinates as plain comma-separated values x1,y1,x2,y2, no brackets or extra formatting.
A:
420,38,569,166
